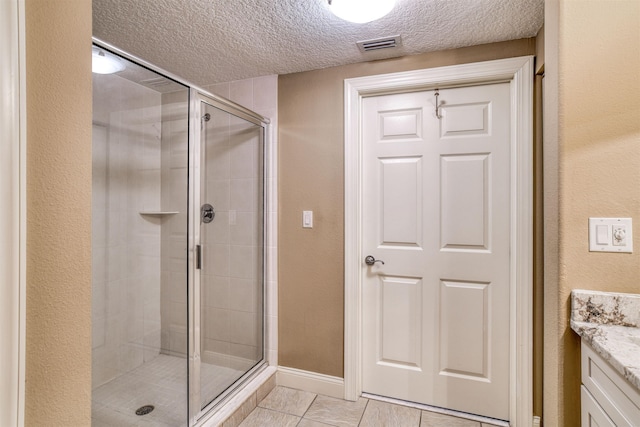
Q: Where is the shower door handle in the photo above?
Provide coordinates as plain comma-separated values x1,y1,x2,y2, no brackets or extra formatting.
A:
196,244,202,269
201,204,215,223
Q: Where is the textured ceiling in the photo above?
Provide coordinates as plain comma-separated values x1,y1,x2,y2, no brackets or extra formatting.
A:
93,0,544,86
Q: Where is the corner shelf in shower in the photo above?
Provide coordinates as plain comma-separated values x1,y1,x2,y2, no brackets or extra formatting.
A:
139,211,179,216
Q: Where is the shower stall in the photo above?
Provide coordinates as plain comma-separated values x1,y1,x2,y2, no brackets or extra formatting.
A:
91,40,270,426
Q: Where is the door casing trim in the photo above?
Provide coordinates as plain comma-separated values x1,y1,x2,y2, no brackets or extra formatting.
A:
1,0,26,425
343,56,534,427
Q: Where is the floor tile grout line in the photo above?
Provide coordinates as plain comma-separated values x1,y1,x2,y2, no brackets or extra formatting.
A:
256,406,304,423
258,386,318,419
261,405,306,420
299,393,318,419
355,398,370,427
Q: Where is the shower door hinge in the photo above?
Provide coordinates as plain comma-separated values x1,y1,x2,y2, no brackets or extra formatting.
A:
196,244,202,269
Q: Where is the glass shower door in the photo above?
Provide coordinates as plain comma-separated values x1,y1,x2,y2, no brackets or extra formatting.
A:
193,98,265,415
92,43,190,427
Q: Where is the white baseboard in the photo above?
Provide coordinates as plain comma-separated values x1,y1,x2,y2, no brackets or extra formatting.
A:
276,366,345,399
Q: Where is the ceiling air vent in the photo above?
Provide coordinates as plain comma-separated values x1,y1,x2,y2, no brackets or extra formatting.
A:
140,77,172,89
357,35,402,53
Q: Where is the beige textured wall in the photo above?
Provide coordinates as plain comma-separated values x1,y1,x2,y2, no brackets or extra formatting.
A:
25,0,92,425
535,24,545,74
553,1,640,425
278,38,536,378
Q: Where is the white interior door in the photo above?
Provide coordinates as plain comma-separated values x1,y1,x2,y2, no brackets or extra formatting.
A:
361,83,511,420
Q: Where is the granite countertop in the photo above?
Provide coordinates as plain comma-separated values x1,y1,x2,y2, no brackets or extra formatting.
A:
571,289,640,391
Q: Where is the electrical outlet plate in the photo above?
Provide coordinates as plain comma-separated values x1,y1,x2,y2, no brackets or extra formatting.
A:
589,218,633,253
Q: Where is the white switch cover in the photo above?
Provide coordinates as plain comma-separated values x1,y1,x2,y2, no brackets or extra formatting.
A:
303,210,313,228
589,218,633,253
595,224,609,245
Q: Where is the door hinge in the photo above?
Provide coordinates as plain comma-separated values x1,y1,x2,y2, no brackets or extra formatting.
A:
196,244,202,269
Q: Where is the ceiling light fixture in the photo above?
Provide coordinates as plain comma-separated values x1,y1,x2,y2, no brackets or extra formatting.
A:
327,0,396,24
92,46,126,74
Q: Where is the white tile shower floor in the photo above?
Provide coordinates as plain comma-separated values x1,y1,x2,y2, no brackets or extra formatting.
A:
92,354,243,427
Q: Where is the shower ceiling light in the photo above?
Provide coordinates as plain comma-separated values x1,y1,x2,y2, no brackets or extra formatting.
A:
92,47,126,74
327,0,396,23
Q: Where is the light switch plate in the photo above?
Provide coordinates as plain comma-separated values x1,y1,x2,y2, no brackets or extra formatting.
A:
589,218,633,253
303,210,313,228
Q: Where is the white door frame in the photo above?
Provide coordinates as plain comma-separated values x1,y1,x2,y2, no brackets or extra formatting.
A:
0,0,26,425
344,56,534,427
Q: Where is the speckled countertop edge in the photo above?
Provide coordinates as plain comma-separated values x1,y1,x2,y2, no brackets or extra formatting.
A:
571,289,640,392
571,320,640,390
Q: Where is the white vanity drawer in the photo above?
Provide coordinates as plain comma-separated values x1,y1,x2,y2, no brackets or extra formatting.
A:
582,342,640,426
582,386,616,427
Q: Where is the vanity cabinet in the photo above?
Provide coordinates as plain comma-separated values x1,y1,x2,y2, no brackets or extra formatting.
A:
581,342,640,426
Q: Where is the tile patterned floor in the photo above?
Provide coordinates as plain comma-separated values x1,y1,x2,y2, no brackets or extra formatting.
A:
92,354,243,426
93,363,505,427
239,386,505,427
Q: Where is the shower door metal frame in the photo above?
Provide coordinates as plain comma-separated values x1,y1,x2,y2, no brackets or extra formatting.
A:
189,89,270,425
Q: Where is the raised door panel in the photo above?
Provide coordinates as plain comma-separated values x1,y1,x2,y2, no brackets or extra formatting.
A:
439,280,489,381
440,154,489,251
441,102,490,138
379,157,423,248
380,109,423,141
377,276,423,369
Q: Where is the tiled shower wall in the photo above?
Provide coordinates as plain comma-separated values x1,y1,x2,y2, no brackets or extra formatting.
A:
92,75,163,388
160,75,278,367
200,103,264,371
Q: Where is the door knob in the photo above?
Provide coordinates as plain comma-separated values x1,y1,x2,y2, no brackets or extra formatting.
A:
365,255,385,266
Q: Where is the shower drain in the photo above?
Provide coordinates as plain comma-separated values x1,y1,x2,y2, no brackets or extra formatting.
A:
135,405,155,416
